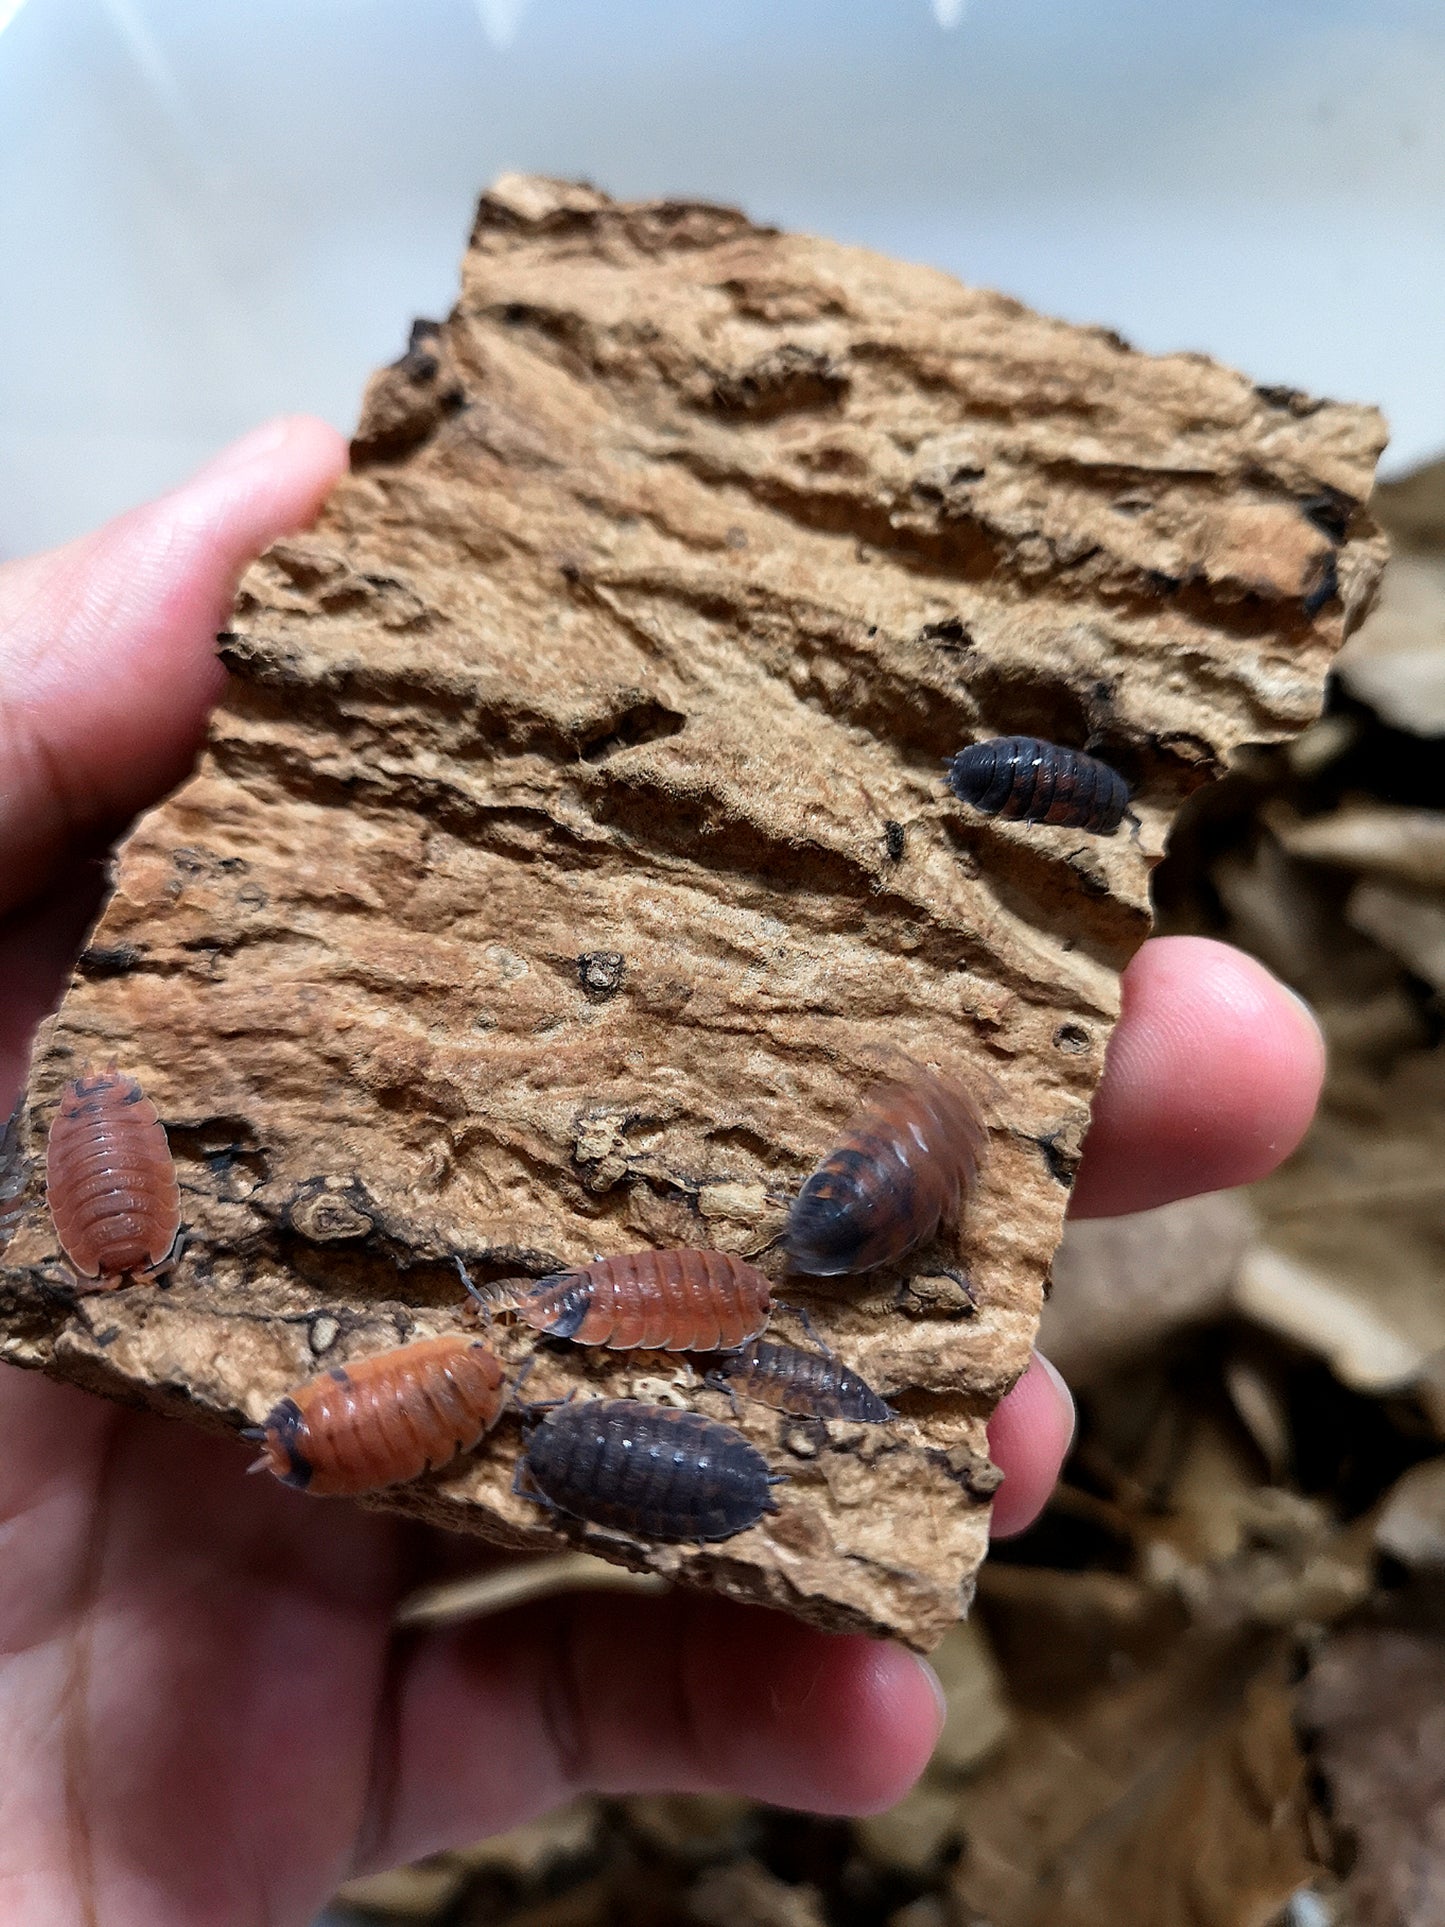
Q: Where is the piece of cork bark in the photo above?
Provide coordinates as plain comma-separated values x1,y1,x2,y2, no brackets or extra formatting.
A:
0,178,1386,1647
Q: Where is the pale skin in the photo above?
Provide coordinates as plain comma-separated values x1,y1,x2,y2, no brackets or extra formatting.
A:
0,420,1327,1926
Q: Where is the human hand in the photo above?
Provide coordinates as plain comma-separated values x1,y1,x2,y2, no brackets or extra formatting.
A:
0,423,1325,1924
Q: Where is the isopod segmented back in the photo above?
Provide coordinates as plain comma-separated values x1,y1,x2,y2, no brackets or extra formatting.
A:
709,1337,894,1423
945,736,1130,835
46,1067,180,1285
785,1066,986,1276
520,1399,777,1542
510,1248,773,1353
248,1334,509,1497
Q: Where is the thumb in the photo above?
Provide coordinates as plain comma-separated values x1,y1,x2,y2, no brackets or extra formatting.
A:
0,416,347,916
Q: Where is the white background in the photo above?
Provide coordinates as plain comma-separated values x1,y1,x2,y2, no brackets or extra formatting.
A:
2,0,1443,557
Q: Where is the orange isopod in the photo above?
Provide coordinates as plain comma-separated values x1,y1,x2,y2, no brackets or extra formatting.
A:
245,1334,508,1497
785,1066,987,1275
502,1248,773,1352
46,1066,181,1285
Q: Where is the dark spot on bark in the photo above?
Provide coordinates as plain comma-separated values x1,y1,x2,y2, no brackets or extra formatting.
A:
1053,1023,1091,1054
1299,488,1355,544
1255,382,1324,417
918,616,974,653
1039,1131,1082,1186
577,951,626,1000
579,700,686,762
926,1444,1003,1499
883,821,906,862
1302,554,1339,619
287,1178,376,1244
77,944,142,979
706,345,850,420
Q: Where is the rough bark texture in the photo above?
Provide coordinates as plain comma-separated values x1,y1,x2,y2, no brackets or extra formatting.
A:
0,177,1386,1647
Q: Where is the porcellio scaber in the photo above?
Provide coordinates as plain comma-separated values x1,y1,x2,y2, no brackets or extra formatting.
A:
708,1337,894,1423
785,1067,986,1276
520,1399,779,1542
46,1067,181,1284
946,736,1130,834
246,1334,508,1497
487,1248,773,1353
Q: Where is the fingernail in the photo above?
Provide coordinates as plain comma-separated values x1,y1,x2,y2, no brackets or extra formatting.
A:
194,417,297,483
1035,1351,1078,1455
913,1655,949,1736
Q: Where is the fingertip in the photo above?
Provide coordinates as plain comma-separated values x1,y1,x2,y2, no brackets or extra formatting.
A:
1070,936,1325,1218
689,1606,945,1815
176,415,349,552
986,1350,1076,1539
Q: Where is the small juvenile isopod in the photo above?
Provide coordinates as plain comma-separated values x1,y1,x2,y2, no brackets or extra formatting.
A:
519,1399,779,1542
46,1066,181,1285
245,1334,508,1497
707,1336,894,1422
495,1248,773,1353
785,1066,986,1276
945,736,1130,834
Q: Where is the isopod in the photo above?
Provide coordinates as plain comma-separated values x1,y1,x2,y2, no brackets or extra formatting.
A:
519,1399,778,1542
945,736,1130,834
499,1248,773,1353
245,1334,508,1497
46,1066,181,1284
708,1337,894,1422
785,1067,986,1275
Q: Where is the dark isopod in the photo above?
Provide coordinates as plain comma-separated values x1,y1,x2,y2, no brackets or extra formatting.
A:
709,1337,893,1422
785,1066,986,1276
520,1399,778,1542
945,736,1129,834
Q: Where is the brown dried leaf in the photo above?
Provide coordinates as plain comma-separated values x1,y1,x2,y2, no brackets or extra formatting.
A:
951,1572,1314,1926
1336,550,1445,734
1240,1047,1445,1407
1300,1628,1445,1927
0,177,1384,1647
1270,801,1445,891
1041,1192,1255,1388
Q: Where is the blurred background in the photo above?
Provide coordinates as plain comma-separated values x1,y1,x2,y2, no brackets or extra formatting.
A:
6,4,1445,1924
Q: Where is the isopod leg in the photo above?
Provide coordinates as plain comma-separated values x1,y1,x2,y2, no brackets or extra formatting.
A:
141,1223,188,1284
780,1301,834,1357
703,1367,744,1421
511,1456,566,1522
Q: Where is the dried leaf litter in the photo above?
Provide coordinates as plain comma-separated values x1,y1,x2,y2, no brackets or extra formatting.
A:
0,177,1385,1648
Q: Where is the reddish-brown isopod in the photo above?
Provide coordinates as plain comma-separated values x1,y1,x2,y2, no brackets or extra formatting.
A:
46,1066,181,1285
246,1334,508,1497
785,1067,987,1275
502,1248,773,1353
